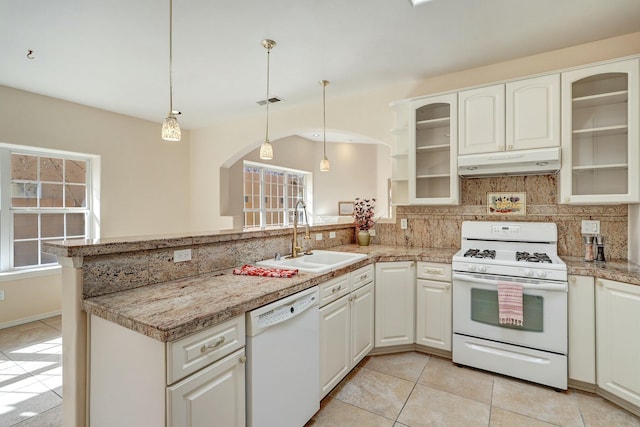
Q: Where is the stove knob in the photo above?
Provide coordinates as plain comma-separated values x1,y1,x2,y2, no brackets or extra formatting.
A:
478,265,487,273
536,270,547,278
524,269,533,277
468,264,476,272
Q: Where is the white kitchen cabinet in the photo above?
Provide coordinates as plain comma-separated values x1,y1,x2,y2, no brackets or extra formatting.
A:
319,265,374,398
375,261,415,347
568,275,595,385
89,314,246,427
390,100,410,207
458,84,505,155
408,93,459,205
415,262,452,352
506,74,560,151
560,58,639,204
596,278,640,407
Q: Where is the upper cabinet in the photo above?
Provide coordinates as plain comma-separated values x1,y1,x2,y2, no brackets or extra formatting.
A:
390,101,410,208
458,84,505,155
408,94,459,205
506,74,561,151
560,58,639,204
458,75,560,155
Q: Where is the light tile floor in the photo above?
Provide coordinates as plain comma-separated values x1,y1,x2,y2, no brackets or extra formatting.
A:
0,316,63,427
2,319,640,427
307,351,640,427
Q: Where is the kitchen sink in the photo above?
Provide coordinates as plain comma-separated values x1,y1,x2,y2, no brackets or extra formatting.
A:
256,250,367,273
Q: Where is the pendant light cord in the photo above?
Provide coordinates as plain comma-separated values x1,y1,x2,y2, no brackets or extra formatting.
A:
323,82,327,158
265,45,271,141
168,0,174,113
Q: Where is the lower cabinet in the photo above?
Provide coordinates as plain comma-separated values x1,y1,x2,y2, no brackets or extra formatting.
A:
568,275,595,385
375,261,416,347
89,314,246,427
596,278,640,407
415,262,452,352
319,265,374,398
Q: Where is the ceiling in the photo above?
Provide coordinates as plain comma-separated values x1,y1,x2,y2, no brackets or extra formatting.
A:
2,0,640,134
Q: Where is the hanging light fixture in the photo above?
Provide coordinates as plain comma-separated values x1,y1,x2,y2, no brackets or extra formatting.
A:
319,80,330,172
259,39,276,160
161,0,181,142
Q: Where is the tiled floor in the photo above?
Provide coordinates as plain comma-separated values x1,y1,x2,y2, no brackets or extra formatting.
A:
0,316,63,427
2,319,640,427
307,351,640,427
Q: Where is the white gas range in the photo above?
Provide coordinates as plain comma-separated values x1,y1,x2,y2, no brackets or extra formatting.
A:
452,221,568,390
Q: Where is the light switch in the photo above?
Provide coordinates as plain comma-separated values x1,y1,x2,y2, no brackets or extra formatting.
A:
581,220,600,235
400,219,408,229
174,249,192,262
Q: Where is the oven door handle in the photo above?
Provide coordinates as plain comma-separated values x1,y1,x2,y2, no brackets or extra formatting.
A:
452,273,567,291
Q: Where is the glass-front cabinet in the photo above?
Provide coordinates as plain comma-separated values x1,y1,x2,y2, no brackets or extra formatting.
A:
409,94,459,205
560,58,639,204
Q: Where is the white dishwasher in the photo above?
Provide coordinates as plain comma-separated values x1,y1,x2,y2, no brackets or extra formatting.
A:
246,286,320,427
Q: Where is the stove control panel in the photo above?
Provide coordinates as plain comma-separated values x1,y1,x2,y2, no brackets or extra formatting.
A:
491,225,521,234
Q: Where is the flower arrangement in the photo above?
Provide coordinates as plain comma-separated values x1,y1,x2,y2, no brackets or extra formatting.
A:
353,198,376,231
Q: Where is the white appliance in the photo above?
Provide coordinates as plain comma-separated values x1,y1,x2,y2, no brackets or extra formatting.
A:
458,146,561,177
452,221,568,390
246,286,320,427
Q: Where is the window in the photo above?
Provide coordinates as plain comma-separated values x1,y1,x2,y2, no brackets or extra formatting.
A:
243,162,311,229
0,144,97,271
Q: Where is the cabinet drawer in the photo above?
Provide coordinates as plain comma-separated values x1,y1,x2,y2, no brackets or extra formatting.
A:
319,274,350,307
417,262,451,281
167,315,245,385
351,264,374,290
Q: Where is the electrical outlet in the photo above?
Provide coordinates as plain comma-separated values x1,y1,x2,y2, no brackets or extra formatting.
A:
369,229,376,237
0,290,4,301
329,231,336,239
315,233,323,241
174,249,192,263
400,218,408,230
581,220,600,235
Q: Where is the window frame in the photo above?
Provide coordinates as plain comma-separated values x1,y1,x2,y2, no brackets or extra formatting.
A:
242,161,313,230
0,143,100,273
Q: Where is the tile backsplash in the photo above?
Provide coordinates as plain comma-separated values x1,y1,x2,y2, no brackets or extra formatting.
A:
376,175,627,259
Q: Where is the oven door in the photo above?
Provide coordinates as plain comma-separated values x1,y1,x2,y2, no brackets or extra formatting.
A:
452,271,567,354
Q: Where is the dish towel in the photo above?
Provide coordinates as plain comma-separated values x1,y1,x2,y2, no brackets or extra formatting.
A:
232,264,298,278
497,281,524,326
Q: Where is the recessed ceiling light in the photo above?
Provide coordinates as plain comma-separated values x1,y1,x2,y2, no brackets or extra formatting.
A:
409,0,433,6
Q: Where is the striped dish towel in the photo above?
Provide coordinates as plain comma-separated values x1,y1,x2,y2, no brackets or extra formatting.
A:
497,282,524,326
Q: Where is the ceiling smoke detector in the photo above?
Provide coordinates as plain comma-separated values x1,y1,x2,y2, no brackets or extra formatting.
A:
256,96,283,106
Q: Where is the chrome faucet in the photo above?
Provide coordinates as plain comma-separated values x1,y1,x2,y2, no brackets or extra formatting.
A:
289,200,312,258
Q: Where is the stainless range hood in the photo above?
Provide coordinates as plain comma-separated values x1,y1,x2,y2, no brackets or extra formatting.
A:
458,147,561,177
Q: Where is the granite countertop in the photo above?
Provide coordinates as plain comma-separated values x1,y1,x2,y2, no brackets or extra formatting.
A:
83,244,640,343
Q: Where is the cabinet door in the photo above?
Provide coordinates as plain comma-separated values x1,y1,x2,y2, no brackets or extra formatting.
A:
408,93,459,205
458,84,505,155
568,275,595,384
167,348,246,427
416,278,451,351
375,262,415,347
560,58,639,204
506,74,560,151
350,282,374,367
319,294,350,398
596,278,640,407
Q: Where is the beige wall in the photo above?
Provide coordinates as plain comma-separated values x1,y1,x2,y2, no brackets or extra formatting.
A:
224,135,384,228
0,85,191,326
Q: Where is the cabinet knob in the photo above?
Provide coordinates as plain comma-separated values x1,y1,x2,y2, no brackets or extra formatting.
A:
597,280,603,287
445,284,451,290
570,277,576,284
507,145,513,150
239,355,247,364
564,197,570,203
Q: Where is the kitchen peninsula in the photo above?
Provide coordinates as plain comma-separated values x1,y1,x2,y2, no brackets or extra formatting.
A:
44,223,640,426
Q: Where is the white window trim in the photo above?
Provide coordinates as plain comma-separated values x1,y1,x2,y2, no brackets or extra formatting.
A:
243,161,313,230
0,142,101,273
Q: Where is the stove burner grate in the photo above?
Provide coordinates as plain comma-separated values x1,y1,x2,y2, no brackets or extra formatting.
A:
463,249,496,259
516,251,552,263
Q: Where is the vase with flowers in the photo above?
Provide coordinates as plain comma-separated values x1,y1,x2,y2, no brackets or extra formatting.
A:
353,197,376,246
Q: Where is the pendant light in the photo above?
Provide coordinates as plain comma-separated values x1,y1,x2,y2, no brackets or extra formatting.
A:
161,0,181,142
259,39,276,160
319,80,330,172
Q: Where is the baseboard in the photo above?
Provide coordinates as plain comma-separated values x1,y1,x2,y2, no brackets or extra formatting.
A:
367,344,452,359
0,310,62,330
